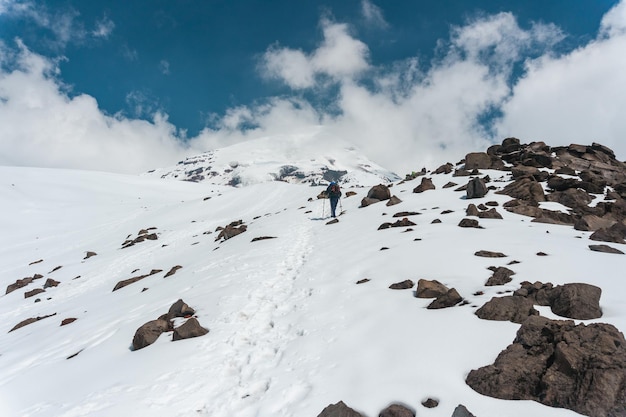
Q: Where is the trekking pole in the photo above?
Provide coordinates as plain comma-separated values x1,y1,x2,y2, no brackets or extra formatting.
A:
339,198,343,215
322,197,325,218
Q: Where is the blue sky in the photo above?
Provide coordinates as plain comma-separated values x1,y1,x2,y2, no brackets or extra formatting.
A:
1,0,625,174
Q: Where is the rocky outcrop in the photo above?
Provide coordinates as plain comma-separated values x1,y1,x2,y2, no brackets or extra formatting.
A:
122,228,158,248
466,177,488,199
485,266,515,286
475,296,539,323
415,279,449,298
378,218,416,230
216,220,247,242
466,316,626,417
413,177,435,193
379,404,415,417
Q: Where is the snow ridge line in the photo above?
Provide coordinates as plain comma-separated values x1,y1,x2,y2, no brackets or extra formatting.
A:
201,216,314,417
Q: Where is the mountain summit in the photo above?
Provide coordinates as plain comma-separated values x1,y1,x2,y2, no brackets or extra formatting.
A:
145,129,400,187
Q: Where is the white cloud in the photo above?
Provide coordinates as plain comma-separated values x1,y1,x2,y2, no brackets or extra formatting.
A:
93,15,115,39
159,59,170,75
600,0,626,37
360,0,388,29
261,18,369,89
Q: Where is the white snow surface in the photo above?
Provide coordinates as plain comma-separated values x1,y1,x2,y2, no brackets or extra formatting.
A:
0,164,625,417
144,129,400,187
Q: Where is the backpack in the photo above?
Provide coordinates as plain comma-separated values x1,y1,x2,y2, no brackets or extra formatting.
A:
328,183,341,198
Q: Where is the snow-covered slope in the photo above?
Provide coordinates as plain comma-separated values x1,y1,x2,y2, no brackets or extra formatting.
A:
0,162,624,417
144,128,400,187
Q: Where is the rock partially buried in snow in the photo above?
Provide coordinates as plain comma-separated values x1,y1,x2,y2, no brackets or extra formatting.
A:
413,177,435,193
316,401,363,417
415,279,449,298
451,405,476,417
389,279,414,290
427,288,462,309
589,244,624,254
132,318,171,351
549,283,602,320
378,403,415,417
172,318,209,341
475,296,539,324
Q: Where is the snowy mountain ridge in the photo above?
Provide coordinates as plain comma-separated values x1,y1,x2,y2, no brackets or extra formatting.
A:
144,130,400,187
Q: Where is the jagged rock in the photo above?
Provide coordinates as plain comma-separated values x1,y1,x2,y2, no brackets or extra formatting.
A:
466,177,488,199
164,265,183,277
167,299,196,320
379,403,415,417
466,204,479,216
433,163,453,174
113,269,163,291
172,318,209,341
317,401,363,417
413,177,435,193
25,288,45,298
514,281,555,306
474,250,507,258
466,316,626,417
590,223,626,244
421,398,439,408
9,313,56,332
547,175,581,191
389,280,414,290
464,152,491,170
216,220,247,241
84,251,97,260
503,199,543,217
443,181,458,188
122,229,159,248
416,279,449,298
574,214,616,231
458,218,482,229
496,177,545,203
511,165,542,180
386,195,403,206
485,266,515,286
326,218,340,225
378,218,416,230
475,296,539,323
451,405,476,417
6,277,34,294
550,283,602,320
356,278,371,284
427,288,462,309
251,236,277,242
478,208,503,219
589,244,624,254
132,318,171,350
530,209,574,226
44,278,60,288
367,184,391,201
546,187,593,211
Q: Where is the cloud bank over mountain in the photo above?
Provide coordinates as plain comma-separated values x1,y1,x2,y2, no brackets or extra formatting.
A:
1,1,625,174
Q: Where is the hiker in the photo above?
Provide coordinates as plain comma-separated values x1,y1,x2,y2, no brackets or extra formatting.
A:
326,181,342,217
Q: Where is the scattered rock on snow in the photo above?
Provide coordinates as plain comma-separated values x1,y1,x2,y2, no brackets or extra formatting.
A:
113,269,163,291
379,403,415,417
475,296,539,323
24,288,45,298
44,278,60,288
413,177,435,193
458,218,483,229
6,277,34,294
172,318,209,341
474,250,507,258
549,283,602,320
485,267,515,286
386,195,403,206
132,318,171,351
316,401,363,417
427,288,462,309
415,279,449,298
251,236,277,242
164,265,183,278
389,280,414,290
466,177,488,199
451,405,476,417
589,244,624,254
215,220,247,242
61,318,77,326
378,218,416,230
84,251,97,260
421,398,439,408
9,313,57,332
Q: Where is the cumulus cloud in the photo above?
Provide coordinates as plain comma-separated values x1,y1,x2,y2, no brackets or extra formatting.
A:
0,42,191,174
261,18,369,89
360,0,388,29
2,2,626,176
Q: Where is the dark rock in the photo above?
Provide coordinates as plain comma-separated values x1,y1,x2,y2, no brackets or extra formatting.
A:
132,318,171,350
574,215,616,231
172,318,209,341
379,403,415,417
61,318,77,326
326,218,340,225
465,152,491,170
433,163,453,174
431,219,442,224
389,280,414,290
167,299,196,320
421,398,438,408
443,181,458,188
251,236,277,242
589,244,624,254
25,288,45,298
413,177,435,193
6,277,34,294
478,208,503,219
378,218,416,230
590,223,626,244
485,267,515,286
451,405,476,417
550,283,602,320
474,250,507,258
216,220,247,241
44,278,60,288
113,269,163,291
458,218,483,229
84,251,97,260
393,211,421,217
368,184,392,201
416,279,449,298
466,177,488,199
496,178,545,203
164,265,183,277
466,316,626,417
466,204,479,216
9,313,57,332
475,296,539,323
356,278,371,284
317,401,363,417
427,288,462,309
29,259,43,265
360,197,381,207
386,195,403,206
530,210,574,226
514,281,555,306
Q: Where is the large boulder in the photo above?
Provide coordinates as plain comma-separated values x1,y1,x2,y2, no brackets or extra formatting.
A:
590,223,626,244
475,296,539,324
466,316,626,417
367,184,391,201
132,318,171,350
550,283,602,320
172,318,209,341
464,152,491,170
416,279,449,298
466,177,488,199
427,288,462,309
379,404,415,417
413,177,435,193
496,178,545,203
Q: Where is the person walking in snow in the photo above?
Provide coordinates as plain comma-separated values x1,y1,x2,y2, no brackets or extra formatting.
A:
326,181,342,218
